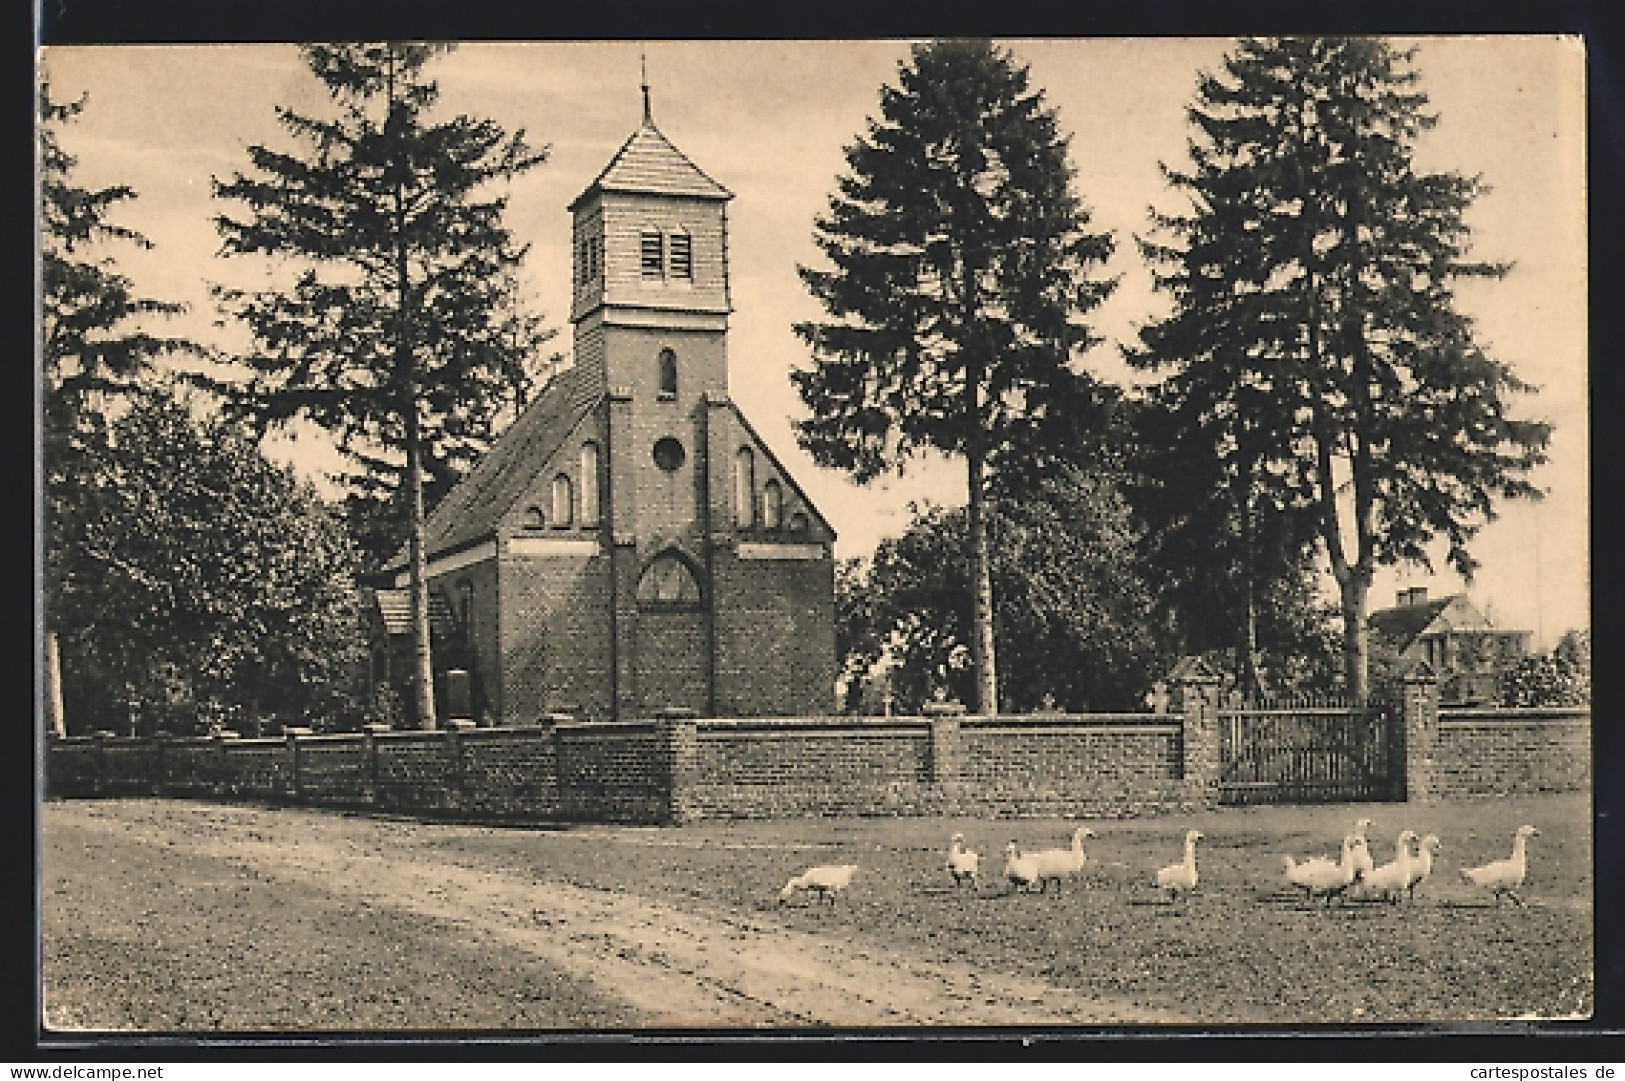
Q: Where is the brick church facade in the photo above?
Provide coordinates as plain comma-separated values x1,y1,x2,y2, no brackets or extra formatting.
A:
377,99,837,725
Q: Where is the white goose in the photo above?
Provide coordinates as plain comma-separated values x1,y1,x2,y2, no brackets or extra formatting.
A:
1407,834,1442,902
1349,818,1376,881
946,833,980,889
1154,829,1203,904
1282,834,1363,906
1460,825,1540,906
1360,830,1419,903
778,863,859,906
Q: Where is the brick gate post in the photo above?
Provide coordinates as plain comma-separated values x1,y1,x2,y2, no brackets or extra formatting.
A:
923,700,966,814
656,708,700,825
1169,656,1222,808
1401,660,1441,802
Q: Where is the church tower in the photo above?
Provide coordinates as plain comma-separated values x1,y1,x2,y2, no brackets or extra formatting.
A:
567,82,733,401
384,84,836,726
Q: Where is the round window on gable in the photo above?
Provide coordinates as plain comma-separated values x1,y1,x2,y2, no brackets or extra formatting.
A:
653,437,686,472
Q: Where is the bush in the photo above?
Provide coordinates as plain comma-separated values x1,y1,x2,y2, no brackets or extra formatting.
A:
1500,633,1589,708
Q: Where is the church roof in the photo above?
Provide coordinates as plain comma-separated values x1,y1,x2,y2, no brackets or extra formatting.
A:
386,364,601,570
371,587,456,638
568,120,732,211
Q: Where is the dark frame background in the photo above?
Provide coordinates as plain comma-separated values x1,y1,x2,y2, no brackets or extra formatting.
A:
21,0,1623,1062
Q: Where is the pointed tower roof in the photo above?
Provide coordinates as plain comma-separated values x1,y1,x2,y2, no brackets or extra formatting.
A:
568,118,732,211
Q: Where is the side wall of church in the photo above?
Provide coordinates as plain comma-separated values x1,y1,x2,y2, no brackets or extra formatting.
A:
712,549,837,716
428,557,502,722
498,550,614,723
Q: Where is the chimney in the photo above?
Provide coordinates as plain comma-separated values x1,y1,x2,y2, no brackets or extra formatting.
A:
1400,586,1428,607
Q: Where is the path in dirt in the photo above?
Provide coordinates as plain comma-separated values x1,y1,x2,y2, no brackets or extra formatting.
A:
45,801,1180,1030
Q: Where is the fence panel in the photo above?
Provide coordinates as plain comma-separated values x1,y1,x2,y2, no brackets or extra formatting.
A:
1219,700,1396,805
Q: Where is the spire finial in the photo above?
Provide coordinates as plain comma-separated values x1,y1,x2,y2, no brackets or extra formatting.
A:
640,50,652,125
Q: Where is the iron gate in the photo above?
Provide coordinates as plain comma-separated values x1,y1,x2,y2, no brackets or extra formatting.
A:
1218,698,1401,805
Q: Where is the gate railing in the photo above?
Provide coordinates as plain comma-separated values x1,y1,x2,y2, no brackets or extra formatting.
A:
1217,698,1399,805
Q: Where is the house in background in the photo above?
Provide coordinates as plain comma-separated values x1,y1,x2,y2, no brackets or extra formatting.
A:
1367,587,1531,705
376,94,837,727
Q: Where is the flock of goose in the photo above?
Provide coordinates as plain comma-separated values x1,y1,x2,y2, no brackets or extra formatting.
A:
775,820,1545,909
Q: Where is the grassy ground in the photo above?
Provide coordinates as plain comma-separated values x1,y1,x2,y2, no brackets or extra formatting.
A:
402,791,1596,1023
42,792,1592,1029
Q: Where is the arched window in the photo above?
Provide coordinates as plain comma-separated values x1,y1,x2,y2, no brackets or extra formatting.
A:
734,447,755,528
762,479,783,530
551,474,574,528
657,348,678,397
579,442,600,526
636,551,702,606
788,512,810,534
522,505,546,530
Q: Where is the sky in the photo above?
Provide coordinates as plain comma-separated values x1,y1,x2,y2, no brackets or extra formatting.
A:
38,38,1589,649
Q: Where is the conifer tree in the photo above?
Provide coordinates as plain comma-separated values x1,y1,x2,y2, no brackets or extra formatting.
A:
39,82,206,731
793,39,1116,713
213,44,547,728
1131,38,1550,701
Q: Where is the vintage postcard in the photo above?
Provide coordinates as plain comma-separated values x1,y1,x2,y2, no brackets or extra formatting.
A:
38,38,1590,1034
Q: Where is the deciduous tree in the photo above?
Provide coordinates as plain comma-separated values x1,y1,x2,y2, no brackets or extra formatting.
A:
55,387,365,735
853,466,1160,714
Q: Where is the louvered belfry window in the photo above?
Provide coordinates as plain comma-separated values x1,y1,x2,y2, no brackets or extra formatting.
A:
641,230,664,276
668,231,692,279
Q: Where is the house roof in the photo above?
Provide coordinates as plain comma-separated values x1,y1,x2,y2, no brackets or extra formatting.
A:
568,120,732,211
386,365,601,570
1367,596,1458,649
372,588,456,638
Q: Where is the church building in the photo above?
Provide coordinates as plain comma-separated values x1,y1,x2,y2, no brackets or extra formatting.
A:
376,92,837,726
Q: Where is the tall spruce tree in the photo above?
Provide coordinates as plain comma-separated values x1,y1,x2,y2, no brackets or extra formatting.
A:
793,39,1116,713
1130,38,1550,701
212,44,547,728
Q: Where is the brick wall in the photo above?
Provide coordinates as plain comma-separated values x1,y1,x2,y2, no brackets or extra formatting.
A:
1434,707,1591,796
712,553,836,717
499,548,615,723
632,608,709,716
955,716,1192,817
221,739,294,799
100,741,161,795
160,738,227,798
685,717,934,818
374,732,459,813
296,736,372,807
461,727,560,819
556,720,677,824
48,682,1589,822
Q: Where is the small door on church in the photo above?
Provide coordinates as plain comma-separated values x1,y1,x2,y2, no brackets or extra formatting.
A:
632,552,709,716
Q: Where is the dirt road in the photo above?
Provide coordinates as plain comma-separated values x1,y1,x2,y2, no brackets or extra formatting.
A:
43,800,1180,1031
